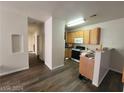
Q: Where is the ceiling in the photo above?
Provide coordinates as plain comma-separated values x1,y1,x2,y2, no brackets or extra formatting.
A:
1,1,124,29
28,17,43,25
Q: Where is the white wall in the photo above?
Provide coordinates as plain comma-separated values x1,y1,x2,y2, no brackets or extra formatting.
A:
0,7,29,76
52,19,65,69
73,18,124,73
39,24,44,61
93,50,111,87
28,31,35,52
0,9,2,67
45,17,53,69
45,17,65,70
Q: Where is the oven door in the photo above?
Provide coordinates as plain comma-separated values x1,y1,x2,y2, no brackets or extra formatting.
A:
71,49,81,62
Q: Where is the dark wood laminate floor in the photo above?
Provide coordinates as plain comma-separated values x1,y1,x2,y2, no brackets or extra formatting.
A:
0,53,123,92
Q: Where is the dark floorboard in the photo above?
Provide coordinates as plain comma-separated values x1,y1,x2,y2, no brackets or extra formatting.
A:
0,53,123,92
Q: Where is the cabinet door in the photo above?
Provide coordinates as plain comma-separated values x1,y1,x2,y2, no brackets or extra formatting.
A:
79,31,83,37
87,59,94,80
68,49,72,58
65,48,72,58
79,56,94,80
67,32,74,43
79,57,88,77
65,48,68,58
74,31,78,38
90,28,101,44
83,30,90,44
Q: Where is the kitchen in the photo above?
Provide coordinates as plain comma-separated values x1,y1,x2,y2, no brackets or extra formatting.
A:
65,27,101,61
65,26,111,87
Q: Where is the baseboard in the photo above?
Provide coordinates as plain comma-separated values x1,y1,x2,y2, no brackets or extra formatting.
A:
45,62,52,70
52,64,64,70
109,67,122,74
92,69,109,87
39,56,44,61
0,66,29,76
98,69,109,86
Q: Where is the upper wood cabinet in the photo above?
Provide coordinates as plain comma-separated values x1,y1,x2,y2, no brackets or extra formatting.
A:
83,30,90,44
67,31,83,43
66,27,101,45
90,28,101,45
78,31,84,37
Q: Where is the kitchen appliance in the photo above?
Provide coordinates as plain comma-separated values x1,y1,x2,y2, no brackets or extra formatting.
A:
74,38,83,43
71,49,81,62
71,46,85,62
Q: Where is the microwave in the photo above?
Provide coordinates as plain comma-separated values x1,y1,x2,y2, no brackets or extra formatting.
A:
74,38,83,43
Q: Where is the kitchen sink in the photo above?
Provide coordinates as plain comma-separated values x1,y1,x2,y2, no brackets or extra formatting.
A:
85,53,95,59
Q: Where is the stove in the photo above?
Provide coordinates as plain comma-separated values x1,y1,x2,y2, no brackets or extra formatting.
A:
71,46,85,62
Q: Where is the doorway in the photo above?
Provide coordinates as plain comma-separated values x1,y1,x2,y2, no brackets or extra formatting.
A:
28,17,44,67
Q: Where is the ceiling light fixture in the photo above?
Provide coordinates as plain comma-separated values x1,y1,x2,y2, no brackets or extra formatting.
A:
67,18,85,27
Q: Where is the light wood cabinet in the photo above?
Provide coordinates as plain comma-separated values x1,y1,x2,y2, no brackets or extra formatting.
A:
67,31,83,43
65,48,72,58
83,30,90,44
66,27,101,45
67,32,73,43
122,69,124,83
79,31,83,37
79,56,94,80
90,28,101,44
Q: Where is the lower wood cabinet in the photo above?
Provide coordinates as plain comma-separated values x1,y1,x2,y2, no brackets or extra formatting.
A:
65,48,72,58
122,69,124,83
79,56,94,80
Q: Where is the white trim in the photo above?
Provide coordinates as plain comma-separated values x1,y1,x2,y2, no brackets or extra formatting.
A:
123,85,124,92
109,67,122,74
71,58,79,62
39,56,44,61
52,64,64,70
92,69,109,87
0,66,29,76
45,62,52,70
92,52,101,87
39,56,42,60
93,68,122,87
98,69,109,86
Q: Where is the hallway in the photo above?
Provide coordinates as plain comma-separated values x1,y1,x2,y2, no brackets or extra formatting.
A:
0,53,123,92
